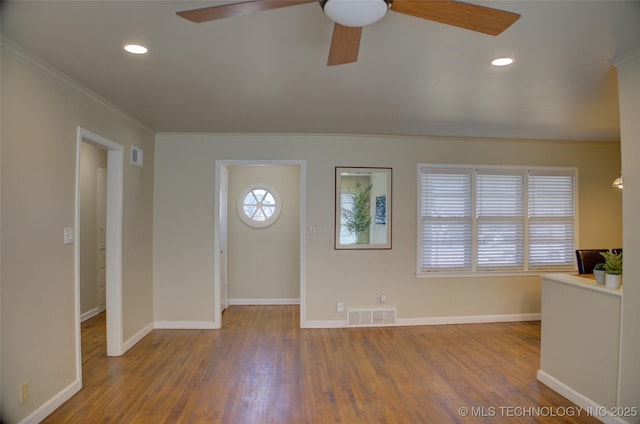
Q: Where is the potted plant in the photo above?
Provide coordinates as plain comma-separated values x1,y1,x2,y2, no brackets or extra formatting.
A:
342,181,372,244
593,262,606,285
600,251,623,289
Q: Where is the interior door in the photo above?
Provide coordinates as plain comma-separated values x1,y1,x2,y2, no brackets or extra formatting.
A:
220,166,229,312
96,167,107,312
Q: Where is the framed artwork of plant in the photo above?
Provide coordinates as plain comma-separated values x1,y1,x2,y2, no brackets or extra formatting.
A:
335,167,392,250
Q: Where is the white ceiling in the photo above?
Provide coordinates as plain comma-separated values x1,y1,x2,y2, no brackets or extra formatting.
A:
2,1,640,141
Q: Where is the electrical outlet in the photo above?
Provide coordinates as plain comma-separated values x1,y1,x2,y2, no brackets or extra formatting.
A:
380,294,386,304
336,301,344,313
20,381,29,405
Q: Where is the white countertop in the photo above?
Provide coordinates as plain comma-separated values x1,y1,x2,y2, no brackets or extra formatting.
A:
541,273,623,297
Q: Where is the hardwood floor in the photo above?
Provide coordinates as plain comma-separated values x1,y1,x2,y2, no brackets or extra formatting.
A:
44,306,600,423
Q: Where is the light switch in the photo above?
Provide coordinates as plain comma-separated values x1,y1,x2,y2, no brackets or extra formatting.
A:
64,227,75,245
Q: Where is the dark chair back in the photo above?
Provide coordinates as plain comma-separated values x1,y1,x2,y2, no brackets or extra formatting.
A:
612,248,623,255
575,249,609,274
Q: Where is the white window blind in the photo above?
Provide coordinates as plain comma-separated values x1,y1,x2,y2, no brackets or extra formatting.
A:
419,165,576,274
476,170,525,270
420,169,473,271
528,172,575,268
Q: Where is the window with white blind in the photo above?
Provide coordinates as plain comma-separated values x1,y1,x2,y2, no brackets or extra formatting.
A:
418,165,576,274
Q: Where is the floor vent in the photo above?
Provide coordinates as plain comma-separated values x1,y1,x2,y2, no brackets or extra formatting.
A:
347,308,397,327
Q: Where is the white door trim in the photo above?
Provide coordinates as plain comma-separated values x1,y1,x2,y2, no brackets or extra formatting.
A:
75,127,124,367
214,160,306,328
219,166,229,312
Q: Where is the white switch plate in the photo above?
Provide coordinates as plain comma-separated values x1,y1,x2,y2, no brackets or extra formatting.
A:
64,227,75,245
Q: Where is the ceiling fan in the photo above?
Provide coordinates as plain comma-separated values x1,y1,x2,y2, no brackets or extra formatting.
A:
176,0,520,66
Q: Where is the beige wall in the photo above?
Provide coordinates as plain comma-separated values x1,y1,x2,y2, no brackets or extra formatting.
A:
227,165,300,302
0,45,155,423
153,133,622,325
1,36,633,423
614,48,640,417
79,142,107,315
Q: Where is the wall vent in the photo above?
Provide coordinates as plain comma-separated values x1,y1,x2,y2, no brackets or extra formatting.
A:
347,308,396,327
130,146,143,167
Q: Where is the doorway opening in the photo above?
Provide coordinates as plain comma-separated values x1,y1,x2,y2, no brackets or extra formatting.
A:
78,141,108,367
214,160,306,329
74,127,125,385
79,142,107,322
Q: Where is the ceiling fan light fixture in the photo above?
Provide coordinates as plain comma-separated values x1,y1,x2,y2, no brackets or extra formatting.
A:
322,0,389,27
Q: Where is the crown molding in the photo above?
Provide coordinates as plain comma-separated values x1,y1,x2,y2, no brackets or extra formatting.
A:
1,36,154,134
610,47,640,68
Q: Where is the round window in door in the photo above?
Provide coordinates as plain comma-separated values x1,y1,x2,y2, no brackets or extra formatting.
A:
237,185,282,228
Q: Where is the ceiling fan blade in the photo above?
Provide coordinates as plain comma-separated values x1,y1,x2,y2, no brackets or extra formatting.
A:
177,0,316,23
390,0,520,36
327,24,363,66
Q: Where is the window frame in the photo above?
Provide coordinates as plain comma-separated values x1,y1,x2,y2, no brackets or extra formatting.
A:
237,184,282,229
416,164,578,277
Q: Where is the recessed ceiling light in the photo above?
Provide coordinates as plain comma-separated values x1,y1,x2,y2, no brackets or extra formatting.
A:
491,57,514,67
124,44,148,55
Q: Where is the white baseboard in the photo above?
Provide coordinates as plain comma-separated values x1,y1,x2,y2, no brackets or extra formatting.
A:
537,370,628,424
154,321,216,330
17,380,82,424
229,298,300,305
80,306,103,322
303,313,540,329
122,322,154,353
397,313,541,326
152,313,538,331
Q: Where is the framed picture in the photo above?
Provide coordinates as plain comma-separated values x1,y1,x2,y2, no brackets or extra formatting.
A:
335,167,392,250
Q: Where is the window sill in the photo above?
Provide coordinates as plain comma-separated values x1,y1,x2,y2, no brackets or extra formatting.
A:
416,269,576,279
